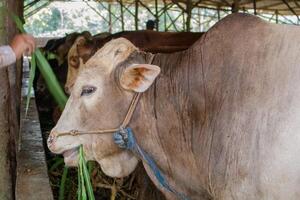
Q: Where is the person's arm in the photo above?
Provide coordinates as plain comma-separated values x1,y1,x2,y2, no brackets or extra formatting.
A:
0,45,16,68
0,34,35,68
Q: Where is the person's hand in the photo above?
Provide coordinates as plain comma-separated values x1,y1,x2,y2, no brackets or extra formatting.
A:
10,34,35,59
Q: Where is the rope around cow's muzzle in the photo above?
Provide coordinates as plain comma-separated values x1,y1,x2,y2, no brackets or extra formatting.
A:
54,92,142,137
53,91,190,200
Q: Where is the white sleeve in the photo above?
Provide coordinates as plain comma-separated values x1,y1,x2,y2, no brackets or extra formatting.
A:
0,46,16,68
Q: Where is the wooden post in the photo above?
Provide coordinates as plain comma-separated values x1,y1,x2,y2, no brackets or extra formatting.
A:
120,0,124,31
253,0,257,15
135,0,138,30
0,0,23,198
186,0,192,31
232,0,240,13
108,3,112,33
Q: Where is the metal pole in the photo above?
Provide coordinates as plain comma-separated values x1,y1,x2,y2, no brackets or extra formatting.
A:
155,0,159,31
253,0,257,15
135,0,138,30
275,10,278,24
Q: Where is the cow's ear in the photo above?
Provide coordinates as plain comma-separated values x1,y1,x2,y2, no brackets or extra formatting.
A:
120,64,161,92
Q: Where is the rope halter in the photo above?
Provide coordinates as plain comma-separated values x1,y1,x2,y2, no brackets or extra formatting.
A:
54,92,142,138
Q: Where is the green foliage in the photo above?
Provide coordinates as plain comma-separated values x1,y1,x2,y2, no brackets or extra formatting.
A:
79,146,95,200
12,13,68,109
59,167,69,200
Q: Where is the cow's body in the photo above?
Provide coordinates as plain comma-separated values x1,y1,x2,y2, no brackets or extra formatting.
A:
49,14,300,199
97,30,204,53
75,30,204,63
129,14,300,199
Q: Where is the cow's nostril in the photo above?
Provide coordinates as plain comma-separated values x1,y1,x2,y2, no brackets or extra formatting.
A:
47,133,57,147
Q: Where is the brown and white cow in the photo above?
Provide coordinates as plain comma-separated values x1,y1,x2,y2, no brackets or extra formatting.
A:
48,14,300,199
65,30,204,93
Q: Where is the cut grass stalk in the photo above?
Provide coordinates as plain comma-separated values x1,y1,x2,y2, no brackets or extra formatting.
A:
79,149,88,200
59,167,69,200
49,157,65,172
79,146,95,200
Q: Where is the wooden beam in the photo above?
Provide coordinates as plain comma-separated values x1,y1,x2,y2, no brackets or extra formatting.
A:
25,1,50,18
138,0,155,17
120,1,136,17
85,2,109,23
97,2,121,23
259,2,284,10
171,0,186,12
166,11,181,31
282,0,300,21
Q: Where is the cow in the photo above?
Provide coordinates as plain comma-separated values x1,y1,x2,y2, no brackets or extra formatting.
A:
65,30,204,93
48,13,300,199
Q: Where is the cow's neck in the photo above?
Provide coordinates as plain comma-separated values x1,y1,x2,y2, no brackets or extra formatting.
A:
130,49,211,198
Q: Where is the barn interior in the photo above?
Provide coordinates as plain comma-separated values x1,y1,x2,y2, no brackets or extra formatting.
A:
0,0,299,199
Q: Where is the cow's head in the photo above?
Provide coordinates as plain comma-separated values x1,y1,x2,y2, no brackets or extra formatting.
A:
48,38,160,178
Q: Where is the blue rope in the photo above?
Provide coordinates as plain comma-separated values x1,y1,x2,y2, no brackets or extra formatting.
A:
114,127,190,200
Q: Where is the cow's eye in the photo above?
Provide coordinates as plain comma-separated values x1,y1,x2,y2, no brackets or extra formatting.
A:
81,86,97,96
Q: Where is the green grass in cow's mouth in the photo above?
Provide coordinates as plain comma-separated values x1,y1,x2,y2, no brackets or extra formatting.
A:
78,145,95,200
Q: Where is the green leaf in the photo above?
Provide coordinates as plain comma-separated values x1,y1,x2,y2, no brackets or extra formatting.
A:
80,147,95,200
59,167,69,200
11,13,68,110
49,157,64,172
35,49,68,109
79,151,87,200
79,146,95,200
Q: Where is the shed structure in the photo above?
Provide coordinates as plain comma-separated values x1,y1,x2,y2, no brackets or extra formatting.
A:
0,0,299,199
